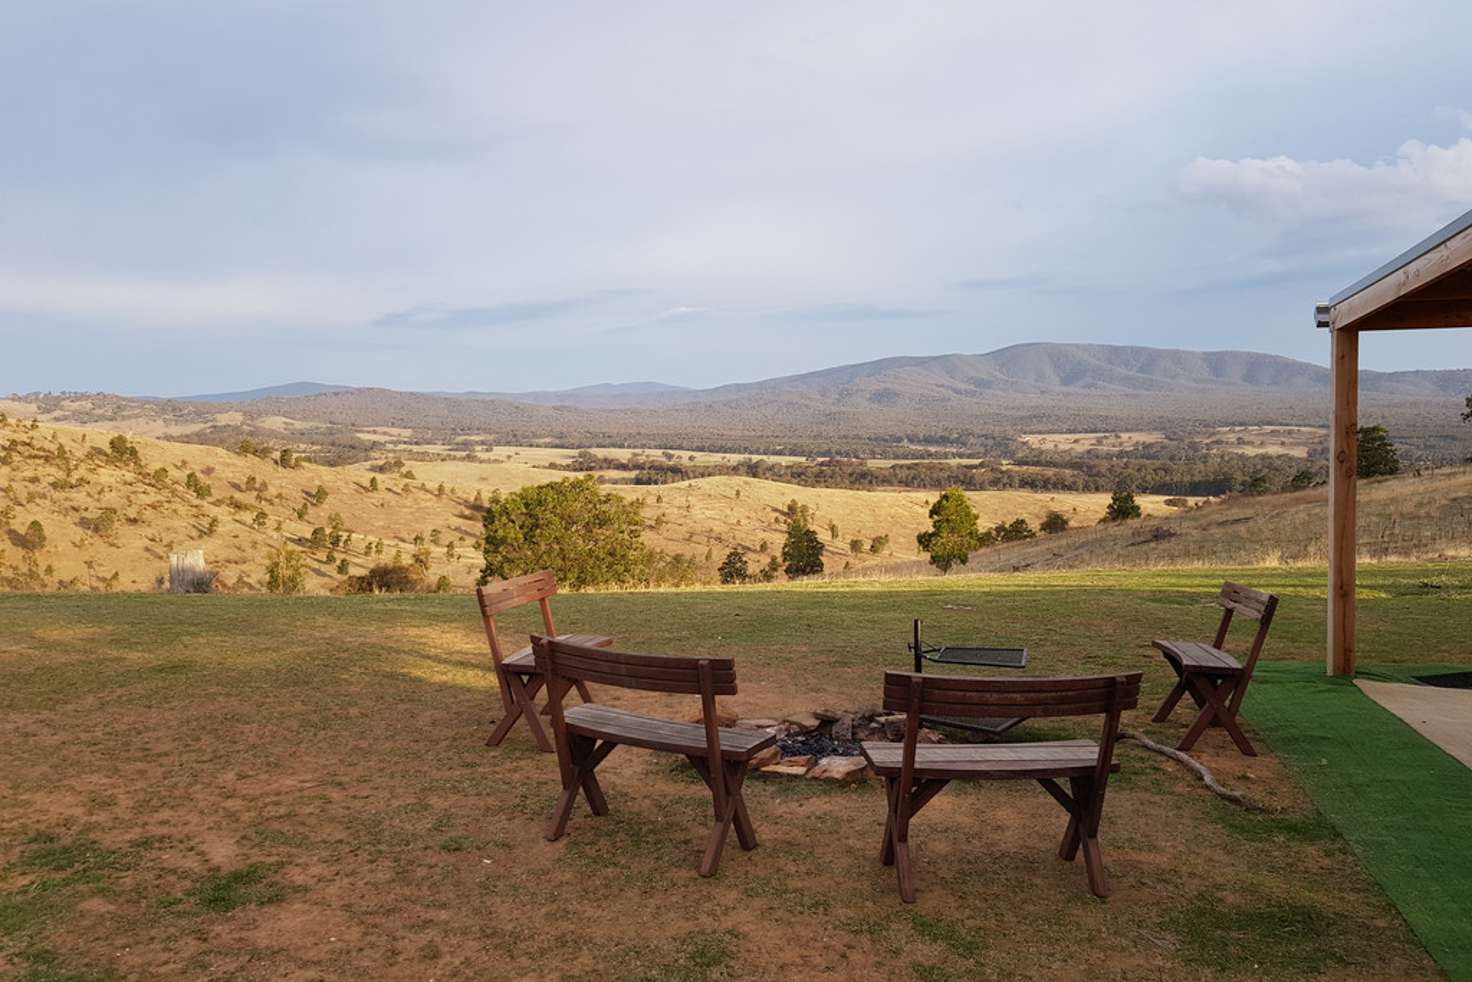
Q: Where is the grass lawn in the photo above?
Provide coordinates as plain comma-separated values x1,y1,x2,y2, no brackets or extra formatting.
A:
2,562,1469,980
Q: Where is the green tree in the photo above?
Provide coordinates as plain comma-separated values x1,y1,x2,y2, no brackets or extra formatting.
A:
313,485,328,506
265,544,305,594
336,558,350,575
184,472,212,499
1040,511,1069,534
718,548,749,584
1103,490,1142,522
1463,394,1471,423
368,476,379,492
309,526,328,549
108,434,141,466
21,519,46,551
252,510,269,530
759,556,781,582
828,520,840,542
780,516,824,578
480,475,650,589
278,448,295,469
916,488,983,573
151,466,170,485
1356,425,1401,478
869,534,889,554
849,537,866,555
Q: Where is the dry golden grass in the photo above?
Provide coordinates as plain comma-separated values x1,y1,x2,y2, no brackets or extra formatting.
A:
1,416,1200,593
1021,425,1324,458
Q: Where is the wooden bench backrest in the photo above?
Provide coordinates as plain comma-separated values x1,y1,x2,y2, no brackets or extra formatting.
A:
475,570,559,669
1211,581,1280,690
535,635,738,770
533,635,737,696
882,671,1141,720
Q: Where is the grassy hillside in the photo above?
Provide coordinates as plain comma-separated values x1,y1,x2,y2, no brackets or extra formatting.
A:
1,565,1464,979
929,467,1472,575
0,416,1196,593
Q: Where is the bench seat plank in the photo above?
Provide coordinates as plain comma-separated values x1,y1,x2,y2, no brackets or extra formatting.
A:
566,703,776,760
1152,639,1241,673
503,634,613,671
860,739,1120,780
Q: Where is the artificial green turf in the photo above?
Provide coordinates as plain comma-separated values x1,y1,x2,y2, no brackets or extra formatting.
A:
1249,663,1472,981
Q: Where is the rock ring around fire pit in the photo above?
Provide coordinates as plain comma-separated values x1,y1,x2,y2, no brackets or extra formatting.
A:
733,708,945,783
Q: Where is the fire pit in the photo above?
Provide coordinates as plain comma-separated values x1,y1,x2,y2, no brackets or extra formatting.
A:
734,707,945,783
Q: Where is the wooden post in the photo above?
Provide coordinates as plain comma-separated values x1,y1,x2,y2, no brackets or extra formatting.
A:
1328,327,1359,676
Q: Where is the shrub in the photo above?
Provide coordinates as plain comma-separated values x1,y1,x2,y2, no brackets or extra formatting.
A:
264,544,305,594
850,537,866,555
1103,490,1142,522
718,548,749,584
869,534,889,554
480,475,651,590
1162,497,1190,509
1040,511,1069,534
309,527,328,549
343,563,424,594
108,434,141,466
20,519,46,551
184,472,212,499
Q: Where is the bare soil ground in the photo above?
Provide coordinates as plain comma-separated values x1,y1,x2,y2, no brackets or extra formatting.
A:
1,565,1461,980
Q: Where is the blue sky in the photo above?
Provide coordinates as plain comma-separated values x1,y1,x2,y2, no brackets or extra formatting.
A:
3,1,1472,395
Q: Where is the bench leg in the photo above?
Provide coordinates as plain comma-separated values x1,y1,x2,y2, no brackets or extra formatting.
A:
489,672,554,752
690,758,759,854
1180,676,1256,756
699,760,753,878
1059,778,1085,861
546,738,616,840
1152,679,1189,723
880,779,947,903
1080,833,1110,898
880,777,897,866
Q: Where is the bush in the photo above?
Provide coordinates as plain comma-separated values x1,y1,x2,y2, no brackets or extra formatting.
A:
20,519,46,551
184,472,212,499
343,563,424,594
480,475,650,589
869,534,889,554
108,435,141,466
1103,490,1141,522
718,548,749,584
850,537,866,555
1040,511,1069,534
264,544,305,594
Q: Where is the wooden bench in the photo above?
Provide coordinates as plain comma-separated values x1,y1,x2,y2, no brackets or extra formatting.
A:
476,571,611,752
1151,581,1279,756
532,635,775,878
861,670,1141,901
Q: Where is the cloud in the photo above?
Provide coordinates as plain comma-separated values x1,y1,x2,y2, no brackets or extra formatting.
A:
953,274,1047,292
0,271,360,328
1180,137,1472,231
773,303,952,322
374,290,639,330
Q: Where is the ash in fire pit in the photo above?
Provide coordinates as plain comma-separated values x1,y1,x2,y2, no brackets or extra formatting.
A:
778,731,861,758
742,707,946,781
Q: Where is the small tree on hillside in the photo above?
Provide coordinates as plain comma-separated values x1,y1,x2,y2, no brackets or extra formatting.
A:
21,519,46,551
828,521,839,542
278,448,295,469
1040,511,1069,534
313,485,329,506
718,548,749,584
265,544,305,594
850,537,866,555
1103,490,1142,522
916,488,983,573
1356,425,1401,478
1462,394,1471,423
781,517,825,578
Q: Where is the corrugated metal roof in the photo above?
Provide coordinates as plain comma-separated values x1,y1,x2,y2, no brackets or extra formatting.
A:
1325,206,1472,307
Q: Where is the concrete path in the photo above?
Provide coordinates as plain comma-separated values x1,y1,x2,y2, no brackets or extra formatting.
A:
1356,680,1472,770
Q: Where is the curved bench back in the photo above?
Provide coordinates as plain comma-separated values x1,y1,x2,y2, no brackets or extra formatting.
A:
533,636,737,696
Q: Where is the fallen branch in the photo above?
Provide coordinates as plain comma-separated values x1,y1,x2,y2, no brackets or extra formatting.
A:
1119,729,1269,812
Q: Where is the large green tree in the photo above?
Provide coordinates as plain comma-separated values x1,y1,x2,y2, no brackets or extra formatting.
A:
1356,425,1401,478
916,488,983,573
480,475,649,589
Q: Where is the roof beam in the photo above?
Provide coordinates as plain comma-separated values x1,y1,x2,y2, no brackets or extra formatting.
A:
1326,221,1472,330
1352,299,1472,331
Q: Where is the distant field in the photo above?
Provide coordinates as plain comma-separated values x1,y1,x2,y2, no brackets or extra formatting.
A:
1,564,1462,979
1020,425,1326,458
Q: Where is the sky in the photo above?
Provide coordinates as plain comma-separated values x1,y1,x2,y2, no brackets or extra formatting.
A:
3,1,1472,396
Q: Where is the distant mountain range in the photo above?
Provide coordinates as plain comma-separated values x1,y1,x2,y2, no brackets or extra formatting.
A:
175,343,1472,407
